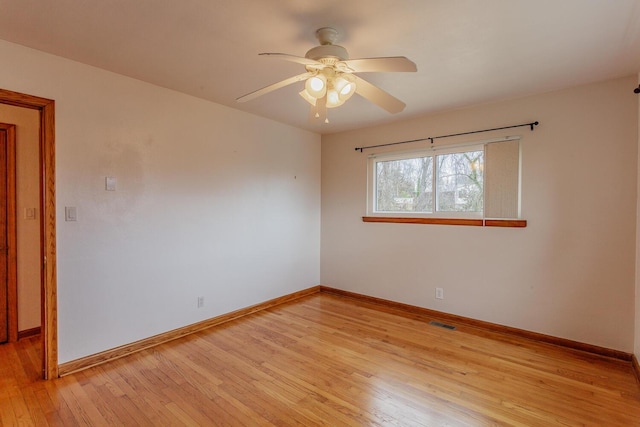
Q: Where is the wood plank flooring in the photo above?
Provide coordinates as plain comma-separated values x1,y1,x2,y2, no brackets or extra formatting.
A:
2,293,640,426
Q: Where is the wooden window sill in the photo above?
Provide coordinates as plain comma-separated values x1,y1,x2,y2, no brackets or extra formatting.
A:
362,217,527,228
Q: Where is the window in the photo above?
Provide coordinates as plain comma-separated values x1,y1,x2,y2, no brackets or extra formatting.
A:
367,138,521,221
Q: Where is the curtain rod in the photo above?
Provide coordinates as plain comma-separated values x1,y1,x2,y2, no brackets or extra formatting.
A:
354,121,539,153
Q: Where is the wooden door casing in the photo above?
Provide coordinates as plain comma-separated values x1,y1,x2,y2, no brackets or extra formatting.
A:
0,89,57,379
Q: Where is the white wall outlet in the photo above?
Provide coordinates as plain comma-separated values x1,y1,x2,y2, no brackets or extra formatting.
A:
197,296,204,308
435,287,444,300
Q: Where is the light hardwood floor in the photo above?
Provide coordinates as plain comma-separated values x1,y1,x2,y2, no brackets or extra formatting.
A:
2,293,640,426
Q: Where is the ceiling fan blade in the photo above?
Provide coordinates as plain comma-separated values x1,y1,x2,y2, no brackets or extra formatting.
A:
259,53,324,69
236,72,314,103
338,57,417,73
353,75,406,114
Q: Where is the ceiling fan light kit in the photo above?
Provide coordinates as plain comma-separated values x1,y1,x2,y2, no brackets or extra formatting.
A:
236,27,417,124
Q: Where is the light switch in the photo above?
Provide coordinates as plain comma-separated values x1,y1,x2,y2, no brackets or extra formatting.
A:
25,208,36,220
65,206,77,222
105,176,117,191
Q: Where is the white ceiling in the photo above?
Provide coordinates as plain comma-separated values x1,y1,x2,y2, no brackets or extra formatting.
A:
0,0,639,134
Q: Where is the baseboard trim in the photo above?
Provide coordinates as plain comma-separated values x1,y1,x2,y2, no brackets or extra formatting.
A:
18,326,41,340
319,286,633,362
632,355,640,384
58,286,321,377
58,284,635,377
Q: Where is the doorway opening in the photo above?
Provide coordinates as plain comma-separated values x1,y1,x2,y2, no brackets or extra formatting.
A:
0,88,57,379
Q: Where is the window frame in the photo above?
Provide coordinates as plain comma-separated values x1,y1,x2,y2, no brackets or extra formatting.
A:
366,137,521,221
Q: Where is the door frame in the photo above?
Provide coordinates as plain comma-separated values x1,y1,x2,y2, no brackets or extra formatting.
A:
0,124,17,343
0,88,57,379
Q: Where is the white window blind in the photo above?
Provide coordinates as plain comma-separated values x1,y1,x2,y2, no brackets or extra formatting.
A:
484,139,520,219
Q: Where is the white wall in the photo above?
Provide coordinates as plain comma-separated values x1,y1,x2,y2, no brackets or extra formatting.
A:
322,76,638,352
0,104,41,331
0,39,321,363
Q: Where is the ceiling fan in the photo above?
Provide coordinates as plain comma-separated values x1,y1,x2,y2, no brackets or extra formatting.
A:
236,27,417,123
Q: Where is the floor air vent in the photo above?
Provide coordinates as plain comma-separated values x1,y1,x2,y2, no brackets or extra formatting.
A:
429,321,456,330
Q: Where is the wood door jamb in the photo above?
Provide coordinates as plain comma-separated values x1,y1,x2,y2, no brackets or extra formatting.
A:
0,124,17,343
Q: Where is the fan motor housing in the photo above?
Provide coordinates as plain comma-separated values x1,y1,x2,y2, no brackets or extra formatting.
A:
305,44,349,61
